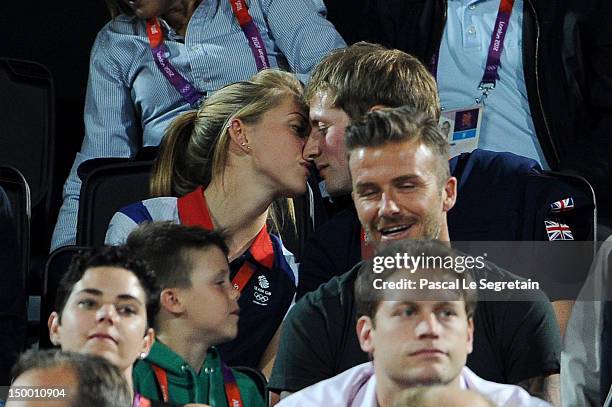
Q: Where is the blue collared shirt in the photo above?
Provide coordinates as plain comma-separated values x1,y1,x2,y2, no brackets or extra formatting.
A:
50,0,345,250
437,0,549,168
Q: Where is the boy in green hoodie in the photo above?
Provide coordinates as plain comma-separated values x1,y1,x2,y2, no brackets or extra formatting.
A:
125,222,265,406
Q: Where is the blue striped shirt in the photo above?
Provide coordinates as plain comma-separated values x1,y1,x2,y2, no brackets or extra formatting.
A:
51,0,345,250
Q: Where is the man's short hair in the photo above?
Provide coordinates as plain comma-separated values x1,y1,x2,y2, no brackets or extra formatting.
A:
354,240,478,324
306,42,440,123
55,245,160,329
125,221,229,290
11,349,131,407
345,106,451,184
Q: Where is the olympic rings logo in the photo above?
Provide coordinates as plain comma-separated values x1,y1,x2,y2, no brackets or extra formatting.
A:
254,293,269,302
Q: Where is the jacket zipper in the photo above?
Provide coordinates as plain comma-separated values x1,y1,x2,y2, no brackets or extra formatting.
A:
525,0,560,165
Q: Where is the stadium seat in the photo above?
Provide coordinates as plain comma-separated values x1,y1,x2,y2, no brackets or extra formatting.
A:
76,159,154,247
0,58,54,239
0,169,30,382
0,165,30,288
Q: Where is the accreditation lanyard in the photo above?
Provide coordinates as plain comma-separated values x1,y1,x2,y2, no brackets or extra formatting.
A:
146,0,270,105
229,0,271,70
430,0,515,104
146,17,205,107
151,363,244,406
177,186,275,292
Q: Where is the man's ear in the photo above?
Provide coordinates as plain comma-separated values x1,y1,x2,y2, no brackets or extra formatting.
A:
356,316,376,354
226,118,250,153
442,176,457,212
48,311,61,347
466,317,474,355
160,288,185,314
140,328,155,358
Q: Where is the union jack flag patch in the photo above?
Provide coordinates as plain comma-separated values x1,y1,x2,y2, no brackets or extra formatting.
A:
545,219,574,241
550,197,574,213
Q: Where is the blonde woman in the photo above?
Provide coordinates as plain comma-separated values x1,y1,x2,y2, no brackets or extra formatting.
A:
50,0,344,251
106,69,310,372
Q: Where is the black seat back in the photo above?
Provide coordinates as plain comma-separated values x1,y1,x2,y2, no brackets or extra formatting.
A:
0,165,30,289
77,159,154,246
0,58,54,227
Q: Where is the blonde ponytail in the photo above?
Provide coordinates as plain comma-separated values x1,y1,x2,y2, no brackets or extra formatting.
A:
150,110,199,197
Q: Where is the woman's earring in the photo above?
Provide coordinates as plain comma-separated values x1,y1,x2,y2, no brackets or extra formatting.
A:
139,352,148,360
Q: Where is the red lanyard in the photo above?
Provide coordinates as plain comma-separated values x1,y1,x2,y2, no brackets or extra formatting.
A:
152,365,170,402
151,363,243,406
177,186,275,292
